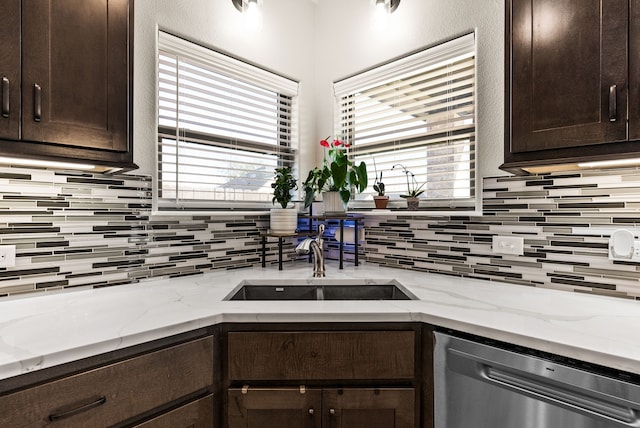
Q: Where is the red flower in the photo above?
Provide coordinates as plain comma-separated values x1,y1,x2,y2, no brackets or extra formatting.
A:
343,141,351,148
320,139,330,148
333,139,343,147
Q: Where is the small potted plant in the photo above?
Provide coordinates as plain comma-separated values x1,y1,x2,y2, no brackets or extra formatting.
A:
372,160,389,209
270,166,298,234
392,164,425,210
303,137,367,213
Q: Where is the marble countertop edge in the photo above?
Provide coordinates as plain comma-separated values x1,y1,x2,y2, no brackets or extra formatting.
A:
0,263,639,381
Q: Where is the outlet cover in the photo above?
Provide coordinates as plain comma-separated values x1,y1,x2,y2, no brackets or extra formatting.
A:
0,245,16,267
492,236,524,256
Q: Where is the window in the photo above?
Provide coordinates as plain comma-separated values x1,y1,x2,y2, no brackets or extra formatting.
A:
157,32,298,210
334,33,478,212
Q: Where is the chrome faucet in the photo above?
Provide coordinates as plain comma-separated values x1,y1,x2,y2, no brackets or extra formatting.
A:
296,224,325,277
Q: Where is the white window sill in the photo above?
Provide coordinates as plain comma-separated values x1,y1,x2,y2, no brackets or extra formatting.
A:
150,210,270,218
150,208,483,218
351,209,483,217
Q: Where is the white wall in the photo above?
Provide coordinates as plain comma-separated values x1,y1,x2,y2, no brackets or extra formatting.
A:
133,0,505,181
133,0,318,177
313,0,505,178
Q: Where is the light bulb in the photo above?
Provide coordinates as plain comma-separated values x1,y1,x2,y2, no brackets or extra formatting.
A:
244,0,263,31
373,0,390,31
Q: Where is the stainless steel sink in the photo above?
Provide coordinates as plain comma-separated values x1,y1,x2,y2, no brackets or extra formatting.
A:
225,279,417,301
228,285,317,301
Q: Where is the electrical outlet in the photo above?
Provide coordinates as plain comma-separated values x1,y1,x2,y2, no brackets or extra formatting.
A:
0,245,16,268
492,236,524,256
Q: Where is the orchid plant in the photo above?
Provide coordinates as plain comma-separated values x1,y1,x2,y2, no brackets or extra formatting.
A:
392,163,425,198
303,137,368,207
372,158,385,197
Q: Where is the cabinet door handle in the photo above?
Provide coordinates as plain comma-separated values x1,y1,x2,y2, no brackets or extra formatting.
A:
328,408,336,428
609,84,617,122
1,77,9,118
48,396,107,421
308,408,315,415
34,84,42,122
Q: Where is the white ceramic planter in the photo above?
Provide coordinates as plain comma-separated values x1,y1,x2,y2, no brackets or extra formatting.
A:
322,191,346,213
269,208,298,234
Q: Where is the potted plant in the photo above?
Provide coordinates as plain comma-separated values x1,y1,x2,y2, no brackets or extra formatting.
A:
372,160,389,209
392,164,425,210
303,137,368,213
269,166,298,234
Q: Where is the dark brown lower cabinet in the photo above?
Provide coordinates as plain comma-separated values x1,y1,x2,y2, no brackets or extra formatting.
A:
228,387,414,428
133,394,215,428
0,335,215,427
223,323,429,428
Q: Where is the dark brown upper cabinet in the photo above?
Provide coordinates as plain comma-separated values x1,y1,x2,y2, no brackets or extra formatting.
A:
0,0,135,171
0,1,21,142
503,0,640,173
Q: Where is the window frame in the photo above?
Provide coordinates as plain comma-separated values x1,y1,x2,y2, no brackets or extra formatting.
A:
334,32,481,215
154,31,299,213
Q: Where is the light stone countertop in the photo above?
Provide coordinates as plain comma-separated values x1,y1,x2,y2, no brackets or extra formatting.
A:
1,262,639,381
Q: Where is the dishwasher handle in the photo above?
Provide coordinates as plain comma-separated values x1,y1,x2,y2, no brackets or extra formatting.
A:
484,366,640,427
447,348,640,428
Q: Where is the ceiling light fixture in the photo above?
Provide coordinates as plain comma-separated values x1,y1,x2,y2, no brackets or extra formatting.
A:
231,0,247,12
374,0,401,13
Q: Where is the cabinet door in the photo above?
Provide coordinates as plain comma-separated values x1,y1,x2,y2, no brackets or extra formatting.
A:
630,1,640,140
322,388,415,428
21,0,129,151
0,0,21,141
228,388,321,428
510,0,627,153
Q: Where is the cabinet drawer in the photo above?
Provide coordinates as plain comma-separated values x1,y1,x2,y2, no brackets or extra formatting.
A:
228,331,415,381
133,394,215,428
0,336,214,427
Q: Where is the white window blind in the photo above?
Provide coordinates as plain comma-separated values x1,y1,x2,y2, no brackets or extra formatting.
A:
334,33,477,211
157,31,298,210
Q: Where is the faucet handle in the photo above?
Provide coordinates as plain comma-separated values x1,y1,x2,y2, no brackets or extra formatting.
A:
295,238,312,253
316,224,325,243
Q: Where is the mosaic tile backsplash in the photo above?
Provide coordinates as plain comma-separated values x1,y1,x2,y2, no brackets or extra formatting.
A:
0,167,276,297
365,168,640,300
2,165,640,300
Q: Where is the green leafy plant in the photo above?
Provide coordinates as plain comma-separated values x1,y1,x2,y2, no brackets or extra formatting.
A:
271,166,298,209
303,137,368,207
392,164,425,198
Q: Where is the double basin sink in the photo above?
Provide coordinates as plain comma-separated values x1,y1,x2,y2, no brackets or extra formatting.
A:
225,279,417,301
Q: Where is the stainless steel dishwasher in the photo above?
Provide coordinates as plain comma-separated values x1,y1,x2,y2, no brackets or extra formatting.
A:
434,331,640,428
